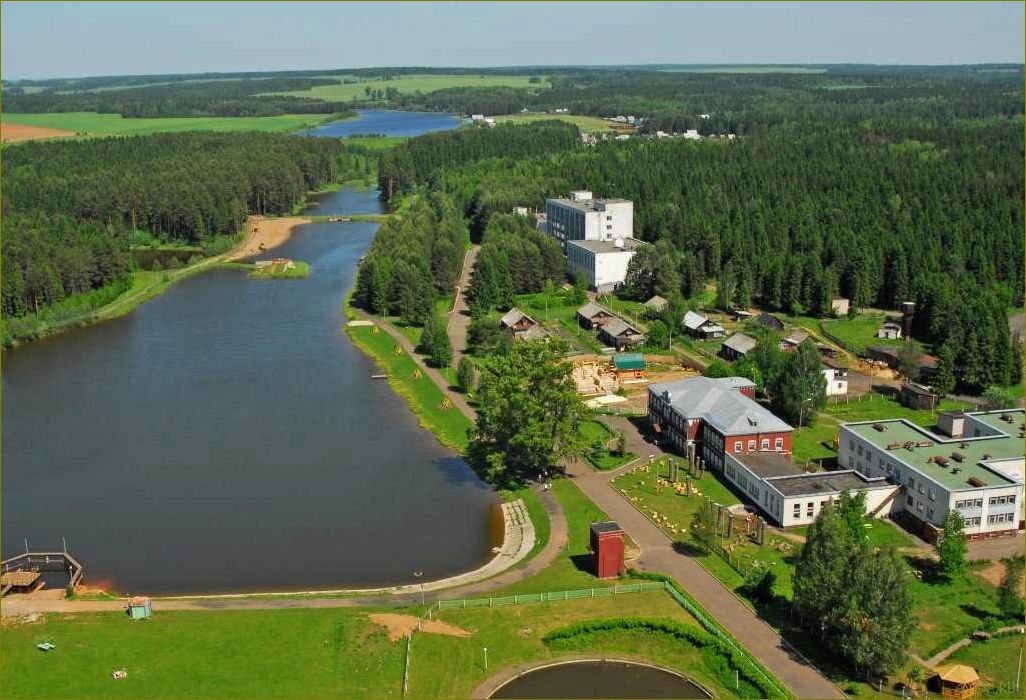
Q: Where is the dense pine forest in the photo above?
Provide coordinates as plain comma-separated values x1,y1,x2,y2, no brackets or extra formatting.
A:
377,120,580,198
2,132,345,318
352,192,467,324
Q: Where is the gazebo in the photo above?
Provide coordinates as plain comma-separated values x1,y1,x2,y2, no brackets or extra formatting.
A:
935,664,980,699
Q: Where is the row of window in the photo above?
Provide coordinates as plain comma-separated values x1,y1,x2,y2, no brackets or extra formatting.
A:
990,495,1016,506
956,498,985,510
732,437,784,453
989,513,1015,525
791,501,826,520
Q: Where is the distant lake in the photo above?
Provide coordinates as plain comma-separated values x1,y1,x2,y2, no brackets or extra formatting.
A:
303,109,461,138
1,114,496,596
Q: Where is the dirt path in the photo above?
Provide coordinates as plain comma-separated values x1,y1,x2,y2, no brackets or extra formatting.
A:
447,245,479,364
1,122,75,142
228,215,311,261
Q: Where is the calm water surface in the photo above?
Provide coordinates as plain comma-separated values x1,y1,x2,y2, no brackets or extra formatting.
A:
491,661,710,699
1,185,498,595
303,109,461,138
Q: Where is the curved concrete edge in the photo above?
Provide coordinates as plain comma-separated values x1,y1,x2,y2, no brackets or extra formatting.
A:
469,655,714,699
147,499,535,602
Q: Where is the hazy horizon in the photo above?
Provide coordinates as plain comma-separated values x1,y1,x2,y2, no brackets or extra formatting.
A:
2,1,1024,81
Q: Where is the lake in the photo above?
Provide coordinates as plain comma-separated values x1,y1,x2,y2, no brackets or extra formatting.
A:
303,109,461,138
2,161,498,595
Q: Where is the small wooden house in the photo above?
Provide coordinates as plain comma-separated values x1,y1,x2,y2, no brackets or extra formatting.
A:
577,302,615,330
599,318,646,349
877,322,903,340
643,295,668,314
901,382,938,411
935,664,979,699
756,313,785,331
720,333,757,361
683,310,725,339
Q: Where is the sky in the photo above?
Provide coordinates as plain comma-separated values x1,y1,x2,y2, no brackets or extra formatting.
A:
2,1,1023,80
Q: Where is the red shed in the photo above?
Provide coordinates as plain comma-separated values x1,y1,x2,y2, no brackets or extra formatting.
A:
590,521,625,579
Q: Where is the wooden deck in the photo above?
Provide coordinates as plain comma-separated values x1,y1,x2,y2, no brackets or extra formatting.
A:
0,551,83,596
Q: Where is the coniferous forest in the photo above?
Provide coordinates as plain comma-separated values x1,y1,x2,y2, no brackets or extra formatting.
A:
2,133,344,317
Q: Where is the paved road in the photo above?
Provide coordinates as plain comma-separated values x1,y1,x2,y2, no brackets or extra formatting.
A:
448,245,479,365
566,420,842,699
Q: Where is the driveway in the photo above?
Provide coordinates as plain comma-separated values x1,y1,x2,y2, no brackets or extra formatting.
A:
447,245,479,364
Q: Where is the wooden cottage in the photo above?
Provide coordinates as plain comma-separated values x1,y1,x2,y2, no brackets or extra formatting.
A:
577,302,616,330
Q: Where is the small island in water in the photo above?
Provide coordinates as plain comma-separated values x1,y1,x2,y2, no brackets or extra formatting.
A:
248,258,310,279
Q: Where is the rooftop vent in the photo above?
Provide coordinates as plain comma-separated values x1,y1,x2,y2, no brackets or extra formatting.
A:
951,452,965,463
968,476,986,488
933,456,950,467
916,441,934,448
951,467,962,474
1000,413,1013,422
872,423,887,432
982,454,992,460
886,442,902,450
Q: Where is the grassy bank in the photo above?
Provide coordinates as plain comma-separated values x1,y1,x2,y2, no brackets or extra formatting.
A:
344,321,473,452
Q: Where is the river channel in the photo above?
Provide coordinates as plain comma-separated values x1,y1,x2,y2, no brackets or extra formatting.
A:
1,114,496,595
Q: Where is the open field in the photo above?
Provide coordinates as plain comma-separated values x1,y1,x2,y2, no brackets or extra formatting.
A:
818,313,905,355
0,112,344,137
493,113,625,133
344,135,410,150
0,122,75,142
268,73,550,102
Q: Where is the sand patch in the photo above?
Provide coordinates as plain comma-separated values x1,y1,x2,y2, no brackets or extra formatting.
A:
229,215,310,261
976,560,1025,594
368,613,472,642
920,621,936,631
1,122,75,143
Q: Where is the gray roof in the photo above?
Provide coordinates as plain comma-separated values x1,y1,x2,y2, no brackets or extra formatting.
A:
649,376,792,436
567,238,646,254
577,302,613,319
548,197,632,213
782,330,811,345
601,317,644,338
767,470,894,497
722,333,757,354
644,295,668,310
518,324,549,341
500,308,533,328
683,310,708,330
735,451,802,478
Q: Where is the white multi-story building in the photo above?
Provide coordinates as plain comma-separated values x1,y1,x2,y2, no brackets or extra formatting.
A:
545,191,634,252
566,238,646,292
840,409,1024,540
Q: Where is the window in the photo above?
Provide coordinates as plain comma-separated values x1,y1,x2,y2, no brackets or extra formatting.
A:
807,502,815,517
848,456,855,467
734,441,742,453
907,495,915,507
857,444,864,456
793,503,801,519
929,489,935,501
821,500,829,509
1011,495,1017,505
927,508,934,519
775,437,783,450
974,429,981,437
909,477,916,489
748,440,756,450
918,484,924,495
761,438,769,450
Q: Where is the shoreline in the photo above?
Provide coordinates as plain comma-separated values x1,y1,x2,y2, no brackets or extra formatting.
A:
228,214,311,261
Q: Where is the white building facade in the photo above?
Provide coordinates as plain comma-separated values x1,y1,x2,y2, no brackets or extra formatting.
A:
566,238,646,292
545,191,634,252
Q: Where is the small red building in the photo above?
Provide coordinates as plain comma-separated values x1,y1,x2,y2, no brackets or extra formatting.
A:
590,521,625,579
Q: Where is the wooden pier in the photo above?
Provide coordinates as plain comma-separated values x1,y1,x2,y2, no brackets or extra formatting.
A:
0,551,84,596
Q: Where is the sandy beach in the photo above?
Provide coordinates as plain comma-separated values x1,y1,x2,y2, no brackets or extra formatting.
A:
229,215,311,261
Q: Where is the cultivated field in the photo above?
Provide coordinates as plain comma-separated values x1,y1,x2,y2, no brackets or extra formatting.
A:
0,122,75,143
0,112,344,137
268,73,549,101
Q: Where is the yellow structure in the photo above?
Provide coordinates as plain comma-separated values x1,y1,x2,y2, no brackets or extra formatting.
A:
936,664,980,699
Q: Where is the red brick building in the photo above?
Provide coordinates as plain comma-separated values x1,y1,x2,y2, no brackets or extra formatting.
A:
648,376,793,472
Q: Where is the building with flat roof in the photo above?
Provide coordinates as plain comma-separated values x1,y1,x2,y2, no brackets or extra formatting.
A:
566,237,647,292
839,409,1024,539
723,451,899,527
545,191,634,252
648,376,793,472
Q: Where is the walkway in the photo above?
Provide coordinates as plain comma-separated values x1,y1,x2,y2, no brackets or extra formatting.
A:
565,418,842,698
447,245,479,365
911,626,1024,670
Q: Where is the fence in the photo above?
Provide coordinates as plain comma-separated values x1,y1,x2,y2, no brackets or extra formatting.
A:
402,580,792,699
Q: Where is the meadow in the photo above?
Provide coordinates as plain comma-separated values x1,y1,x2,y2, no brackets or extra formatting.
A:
269,73,550,102
1,112,345,137
493,113,624,133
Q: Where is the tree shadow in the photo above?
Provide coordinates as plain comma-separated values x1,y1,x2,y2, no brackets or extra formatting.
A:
959,603,997,622
671,540,709,558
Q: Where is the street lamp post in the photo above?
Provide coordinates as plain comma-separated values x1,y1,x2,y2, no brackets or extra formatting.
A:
412,570,424,606
483,646,488,672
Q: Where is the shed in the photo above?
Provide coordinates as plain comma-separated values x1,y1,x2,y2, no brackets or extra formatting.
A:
756,313,785,331
877,322,903,340
900,382,938,411
589,521,625,579
935,664,979,699
830,296,850,316
643,295,668,314
127,596,152,620
780,330,810,351
598,317,646,349
577,302,615,330
720,332,757,361
612,352,646,377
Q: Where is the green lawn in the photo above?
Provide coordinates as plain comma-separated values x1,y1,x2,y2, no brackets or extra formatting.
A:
492,113,622,133
819,314,905,355
822,393,976,428
409,593,740,699
269,73,549,102
579,419,637,471
944,633,1025,695
343,135,409,150
790,418,842,465
1,111,342,137
0,607,408,699
345,324,472,451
